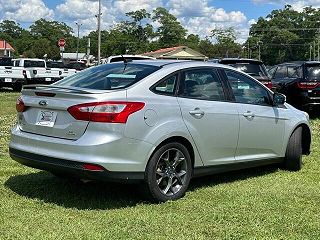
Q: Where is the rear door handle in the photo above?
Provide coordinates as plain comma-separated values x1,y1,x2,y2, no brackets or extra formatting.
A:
243,111,255,118
189,108,205,119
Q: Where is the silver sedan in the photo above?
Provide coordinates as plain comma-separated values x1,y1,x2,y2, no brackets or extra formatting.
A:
10,60,311,202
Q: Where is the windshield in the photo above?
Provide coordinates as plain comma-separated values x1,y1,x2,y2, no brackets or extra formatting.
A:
306,65,320,81
227,63,268,78
24,60,45,68
55,63,161,90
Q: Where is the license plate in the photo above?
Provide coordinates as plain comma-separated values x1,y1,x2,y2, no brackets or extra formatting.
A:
35,110,57,127
4,78,12,82
45,78,51,82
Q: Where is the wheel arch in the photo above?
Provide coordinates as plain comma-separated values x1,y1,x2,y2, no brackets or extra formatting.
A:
289,123,311,155
148,136,196,169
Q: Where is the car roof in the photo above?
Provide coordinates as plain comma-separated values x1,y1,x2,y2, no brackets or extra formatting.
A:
219,58,263,64
277,61,320,66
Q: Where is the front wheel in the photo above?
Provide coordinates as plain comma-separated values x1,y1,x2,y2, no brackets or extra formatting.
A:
283,127,303,171
144,142,192,202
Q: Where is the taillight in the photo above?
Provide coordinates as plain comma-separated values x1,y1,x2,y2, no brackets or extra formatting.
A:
297,82,320,90
67,101,145,123
22,70,27,78
83,164,105,171
16,97,26,112
33,70,37,75
59,71,62,75
261,81,273,89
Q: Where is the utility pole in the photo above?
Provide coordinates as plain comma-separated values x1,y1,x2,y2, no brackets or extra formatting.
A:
97,0,102,65
75,22,82,61
310,44,312,61
314,41,316,61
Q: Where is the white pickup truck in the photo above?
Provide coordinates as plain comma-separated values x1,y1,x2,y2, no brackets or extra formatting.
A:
12,58,62,84
0,57,26,91
46,61,77,79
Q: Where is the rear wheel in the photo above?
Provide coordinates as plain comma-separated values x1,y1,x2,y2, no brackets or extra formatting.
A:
144,142,192,202
283,127,303,171
12,83,22,92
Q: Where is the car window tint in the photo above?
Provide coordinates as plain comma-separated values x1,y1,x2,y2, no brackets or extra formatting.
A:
225,70,271,106
179,69,225,101
55,63,160,90
153,75,177,95
287,66,302,78
268,66,277,78
274,66,287,78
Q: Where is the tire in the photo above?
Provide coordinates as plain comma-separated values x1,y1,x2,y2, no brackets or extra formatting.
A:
12,83,22,92
144,142,192,202
283,127,303,171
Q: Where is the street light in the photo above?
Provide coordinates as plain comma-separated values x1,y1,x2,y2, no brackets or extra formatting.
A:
75,22,82,61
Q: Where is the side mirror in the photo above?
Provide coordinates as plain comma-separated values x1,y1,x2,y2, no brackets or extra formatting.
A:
273,92,286,106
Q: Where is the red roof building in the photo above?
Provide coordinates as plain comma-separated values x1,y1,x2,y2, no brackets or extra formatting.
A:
143,46,207,61
0,40,15,57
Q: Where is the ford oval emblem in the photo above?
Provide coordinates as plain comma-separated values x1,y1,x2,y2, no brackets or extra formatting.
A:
39,100,47,106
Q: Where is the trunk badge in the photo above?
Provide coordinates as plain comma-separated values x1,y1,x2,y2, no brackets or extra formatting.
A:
39,100,48,106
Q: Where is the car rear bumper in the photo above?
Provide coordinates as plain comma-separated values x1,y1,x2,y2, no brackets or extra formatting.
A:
10,125,154,173
9,148,144,182
26,77,62,84
0,77,25,84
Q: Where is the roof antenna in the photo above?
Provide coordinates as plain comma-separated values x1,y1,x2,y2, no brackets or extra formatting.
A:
121,54,132,64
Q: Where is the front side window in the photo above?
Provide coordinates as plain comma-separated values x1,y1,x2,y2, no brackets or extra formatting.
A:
178,69,225,101
55,63,160,90
225,70,271,106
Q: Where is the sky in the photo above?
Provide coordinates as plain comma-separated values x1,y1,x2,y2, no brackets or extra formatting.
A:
0,0,320,42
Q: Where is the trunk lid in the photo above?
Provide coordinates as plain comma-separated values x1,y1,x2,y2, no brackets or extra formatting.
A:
18,85,127,140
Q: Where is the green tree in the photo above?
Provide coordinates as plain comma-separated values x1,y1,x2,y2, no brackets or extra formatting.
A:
152,7,187,47
210,27,242,58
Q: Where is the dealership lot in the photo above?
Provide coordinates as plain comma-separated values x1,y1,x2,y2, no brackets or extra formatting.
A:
0,90,320,239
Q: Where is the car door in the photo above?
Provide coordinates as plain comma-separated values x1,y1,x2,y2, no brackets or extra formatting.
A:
177,68,239,166
222,69,287,162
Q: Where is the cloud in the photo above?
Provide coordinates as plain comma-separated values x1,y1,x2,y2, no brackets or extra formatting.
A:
0,0,54,22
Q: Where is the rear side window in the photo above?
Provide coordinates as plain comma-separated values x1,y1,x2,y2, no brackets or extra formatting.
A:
153,74,177,95
178,69,226,101
0,58,12,66
55,63,160,90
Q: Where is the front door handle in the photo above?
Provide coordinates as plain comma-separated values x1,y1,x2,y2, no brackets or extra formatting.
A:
243,111,255,118
189,108,205,119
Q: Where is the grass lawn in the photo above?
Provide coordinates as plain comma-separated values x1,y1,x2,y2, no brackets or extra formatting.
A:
0,90,319,239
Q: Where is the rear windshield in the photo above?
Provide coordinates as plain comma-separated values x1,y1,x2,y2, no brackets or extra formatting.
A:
47,62,65,68
24,60,45,68
306,65,320,81
55,63,161,90
0,57,12,66
225,63,268,78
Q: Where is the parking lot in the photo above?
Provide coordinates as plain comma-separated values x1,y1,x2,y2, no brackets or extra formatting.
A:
0,90,319,239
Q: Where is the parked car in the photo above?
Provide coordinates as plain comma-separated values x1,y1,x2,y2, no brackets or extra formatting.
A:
0,57,26,91
218,58,272,89
10,60,311,202
268,61,320,111
13,58,61,84
65,61,87,71
103,55,156,64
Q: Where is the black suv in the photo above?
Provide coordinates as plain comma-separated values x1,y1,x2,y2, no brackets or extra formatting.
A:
268,61,320,111
218,58,272,89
